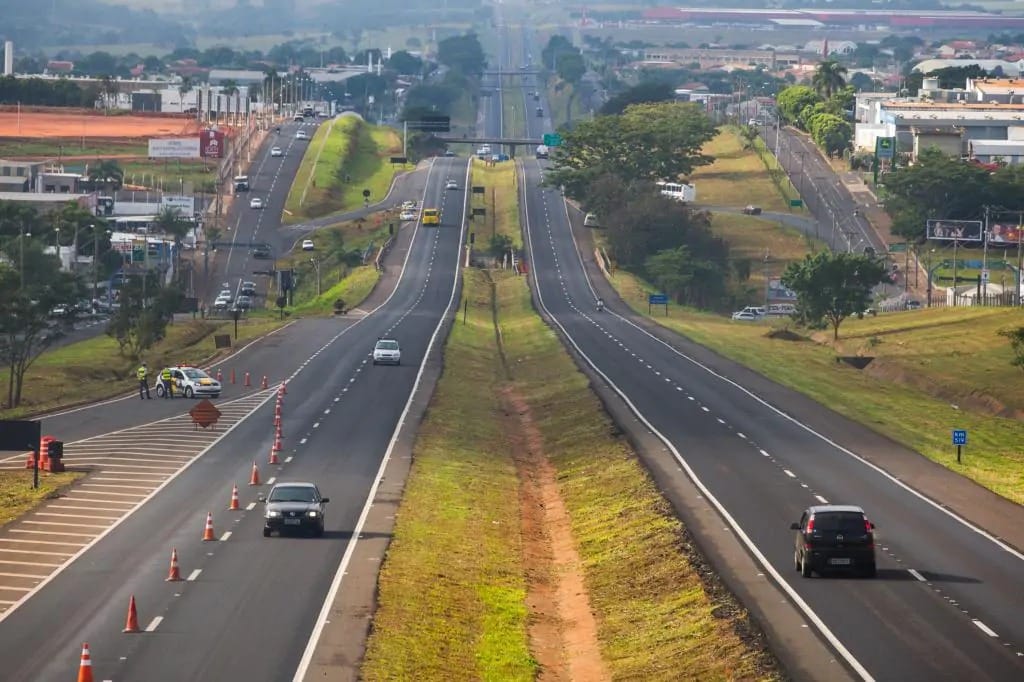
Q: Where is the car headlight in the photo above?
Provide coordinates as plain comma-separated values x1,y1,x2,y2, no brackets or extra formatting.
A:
267,510,281,518
307,510,319,517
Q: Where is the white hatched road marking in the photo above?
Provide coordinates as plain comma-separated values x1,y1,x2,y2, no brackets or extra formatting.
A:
0,391,273,616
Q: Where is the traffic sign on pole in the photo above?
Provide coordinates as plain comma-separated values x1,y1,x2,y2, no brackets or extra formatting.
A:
542,133,562,147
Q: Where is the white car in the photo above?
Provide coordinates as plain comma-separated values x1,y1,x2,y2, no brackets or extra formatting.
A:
296,130,308,140
250,197,263,209
400,210,418,221
301,239,315,251
445,179,458,190
372,338,401,365
153,366,222,399
270,146,283,157
401,200,417,210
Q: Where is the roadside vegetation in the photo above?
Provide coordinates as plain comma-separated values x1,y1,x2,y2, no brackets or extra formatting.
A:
283,117,401,224
691,129,792,213
364,155,776,679
0,471,84,527
275,213,392,315
0,315,286,419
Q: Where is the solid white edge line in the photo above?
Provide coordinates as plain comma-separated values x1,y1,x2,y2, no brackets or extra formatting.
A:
907,568,926,582
292,158,467,682
972,619,999,637
527,160,875,681
563,182,1024,566
0,388,279,626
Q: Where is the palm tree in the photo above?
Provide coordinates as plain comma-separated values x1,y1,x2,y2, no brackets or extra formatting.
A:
812,59,848,100
99,74,119,112
87,159,124,193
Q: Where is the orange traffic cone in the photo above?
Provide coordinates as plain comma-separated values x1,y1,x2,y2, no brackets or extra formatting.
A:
123,595,140,632
230,368,236,384
166,548,182,581
77,642,94,682
261,375,268,389
216,368,223,382
244,372,251,387
279,381,287,395
274,402,282,417
228,484,240,510
202,512,216,541
249,461,260,486
269,442,280,465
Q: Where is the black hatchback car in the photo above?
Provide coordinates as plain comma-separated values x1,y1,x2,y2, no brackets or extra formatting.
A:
791,505,876,578
262,482,329,537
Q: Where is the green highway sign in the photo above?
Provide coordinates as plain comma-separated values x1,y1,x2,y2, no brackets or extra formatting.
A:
876,136,895,160
789,199,803,208
542,133,562,147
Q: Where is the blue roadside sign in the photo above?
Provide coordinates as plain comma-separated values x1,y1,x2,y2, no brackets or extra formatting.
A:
952,429,967,446
649,294,668,305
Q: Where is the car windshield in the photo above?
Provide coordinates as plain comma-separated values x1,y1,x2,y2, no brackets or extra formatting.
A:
377,340,399,350
812,512,865,533
424,210,438,217
269,486,317,503
182,369,208,379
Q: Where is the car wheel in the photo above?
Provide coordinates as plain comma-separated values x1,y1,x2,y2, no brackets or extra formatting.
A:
184,386,194,399
155,384,165,398
800,554,813,578
263,527,271,537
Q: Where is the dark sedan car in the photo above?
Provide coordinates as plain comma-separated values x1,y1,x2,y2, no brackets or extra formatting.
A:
792,504,876,578
262,482,329,537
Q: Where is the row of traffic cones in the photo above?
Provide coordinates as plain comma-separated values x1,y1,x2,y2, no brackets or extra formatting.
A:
210,369,279,391
77,382,291,679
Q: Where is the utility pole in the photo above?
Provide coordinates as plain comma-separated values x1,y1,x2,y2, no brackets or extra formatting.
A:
1017,212,1023,305
982,205,990,300
91,223,98,300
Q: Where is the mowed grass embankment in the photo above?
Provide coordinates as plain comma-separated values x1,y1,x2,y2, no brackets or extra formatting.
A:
692,128,792,213
609,269,1024,504
0,315,287,420
283,117,401,224
0,471,84,527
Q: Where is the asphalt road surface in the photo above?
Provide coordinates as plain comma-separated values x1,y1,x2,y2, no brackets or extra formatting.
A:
516,154,1024,679
0,156,470,681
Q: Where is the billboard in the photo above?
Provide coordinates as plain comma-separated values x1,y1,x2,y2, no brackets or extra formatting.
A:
926,219,983,242
988,222,1024,247
160,195,195,214
200,129,226,158
148,137,200,159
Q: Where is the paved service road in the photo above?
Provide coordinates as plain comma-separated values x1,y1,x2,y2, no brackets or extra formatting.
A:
516,157,1024,680
0,156,469,682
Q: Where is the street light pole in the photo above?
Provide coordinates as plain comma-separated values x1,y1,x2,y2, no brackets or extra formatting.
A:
91,223,98,300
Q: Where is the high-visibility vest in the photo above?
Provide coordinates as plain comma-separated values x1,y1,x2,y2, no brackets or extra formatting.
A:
161,370,172,381
137,366,147,380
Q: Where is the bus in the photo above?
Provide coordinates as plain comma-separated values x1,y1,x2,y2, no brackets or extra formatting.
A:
423,208,440,226
656,181,697,203
234,175,250,193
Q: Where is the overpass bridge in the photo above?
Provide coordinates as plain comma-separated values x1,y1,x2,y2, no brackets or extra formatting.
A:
436,135,545,157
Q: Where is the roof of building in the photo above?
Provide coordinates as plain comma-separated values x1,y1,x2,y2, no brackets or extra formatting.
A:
969,140,1024,154
913,58,1023,74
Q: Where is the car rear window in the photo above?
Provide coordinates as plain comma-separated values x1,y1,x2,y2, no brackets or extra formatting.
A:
812,512,865,533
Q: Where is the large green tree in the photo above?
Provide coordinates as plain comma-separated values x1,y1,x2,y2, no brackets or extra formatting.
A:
546,101,718,205
599,81,675,116
776,85,820,126
437,33,486,76
0,254,83,408
781,251,890,340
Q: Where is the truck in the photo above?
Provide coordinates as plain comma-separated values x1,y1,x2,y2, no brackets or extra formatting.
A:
535,144,549,160
656,180,697,204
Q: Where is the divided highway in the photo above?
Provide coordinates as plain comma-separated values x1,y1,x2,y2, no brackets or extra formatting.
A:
517,152,1024,680
0,157,469,681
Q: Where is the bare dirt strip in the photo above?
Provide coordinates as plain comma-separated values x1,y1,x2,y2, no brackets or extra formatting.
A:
0,111,200,139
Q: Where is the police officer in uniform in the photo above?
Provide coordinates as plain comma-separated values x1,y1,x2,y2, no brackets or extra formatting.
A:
161,367,174,398
137,362,151,400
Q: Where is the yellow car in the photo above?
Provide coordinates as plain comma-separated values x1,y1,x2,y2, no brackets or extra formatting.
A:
423,208,440,226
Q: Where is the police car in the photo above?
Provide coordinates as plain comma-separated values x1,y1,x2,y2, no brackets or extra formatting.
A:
153,366,222,398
